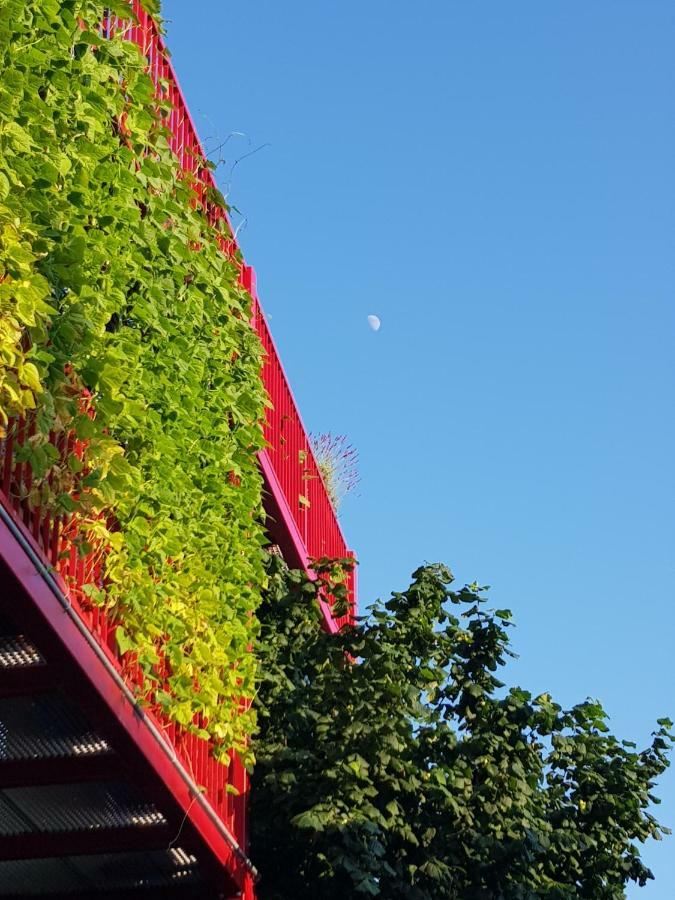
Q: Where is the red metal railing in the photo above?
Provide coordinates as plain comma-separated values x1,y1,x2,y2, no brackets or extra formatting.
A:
125,2,356,624
0,411,250,879
247,271,356,630
0,4,356,894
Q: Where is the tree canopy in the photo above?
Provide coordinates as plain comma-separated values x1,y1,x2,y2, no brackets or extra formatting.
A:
251,555,672,899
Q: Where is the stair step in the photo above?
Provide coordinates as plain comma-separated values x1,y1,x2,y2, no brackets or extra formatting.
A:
0,694,110,762
0,847,201,895
0,781,166,836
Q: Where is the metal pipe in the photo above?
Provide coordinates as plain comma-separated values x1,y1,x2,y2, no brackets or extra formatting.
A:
0,501,259,881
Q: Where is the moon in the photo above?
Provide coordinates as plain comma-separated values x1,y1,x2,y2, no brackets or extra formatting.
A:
367,314,381,332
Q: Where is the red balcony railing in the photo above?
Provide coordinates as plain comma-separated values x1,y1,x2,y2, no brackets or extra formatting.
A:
248,272,356,631
0,3,356,893
125,1,356,626
0,408,250,887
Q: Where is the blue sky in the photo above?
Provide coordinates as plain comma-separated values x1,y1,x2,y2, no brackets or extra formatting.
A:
163,2,675,893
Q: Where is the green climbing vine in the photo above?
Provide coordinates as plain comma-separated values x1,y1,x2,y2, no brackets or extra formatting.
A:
0,0,266,760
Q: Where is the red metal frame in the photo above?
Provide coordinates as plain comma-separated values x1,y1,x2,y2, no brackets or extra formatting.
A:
245,268,356,630
120,4,356,626
0,418,251,881
0,503,253,898
0,5,356,896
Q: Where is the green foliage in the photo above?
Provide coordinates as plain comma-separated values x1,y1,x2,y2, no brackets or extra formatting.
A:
0,0,266,759
252,556,673,898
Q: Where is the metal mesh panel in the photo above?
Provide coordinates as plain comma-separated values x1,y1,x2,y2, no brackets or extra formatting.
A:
0,782,165,835
0,793,32,836
0,613,44,669
0,848,201,895
0,694,110,762
0,857,80,894
0,633,43,669
74,847,201,888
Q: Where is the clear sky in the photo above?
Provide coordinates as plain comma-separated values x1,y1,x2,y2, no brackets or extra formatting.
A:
162,2,675,894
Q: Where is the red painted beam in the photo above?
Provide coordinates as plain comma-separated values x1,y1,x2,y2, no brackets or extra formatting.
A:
259,450,339,634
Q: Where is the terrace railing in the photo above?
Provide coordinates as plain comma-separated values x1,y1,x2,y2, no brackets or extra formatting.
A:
0,2,356,895
126,1,356,628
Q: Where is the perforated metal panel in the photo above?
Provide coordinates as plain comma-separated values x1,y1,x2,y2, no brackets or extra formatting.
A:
0,633,43,669
0,848,201,895
0,614,43,669
0,856,81,894
0,782,165,835
0,793,30,836
75,847,200,886
0,693,110,762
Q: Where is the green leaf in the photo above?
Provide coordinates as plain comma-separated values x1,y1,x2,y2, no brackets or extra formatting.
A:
115,627,135,656
2,121,33,152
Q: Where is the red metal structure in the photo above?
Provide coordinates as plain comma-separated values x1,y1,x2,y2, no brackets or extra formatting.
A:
0,3,356,897
126,2,356,632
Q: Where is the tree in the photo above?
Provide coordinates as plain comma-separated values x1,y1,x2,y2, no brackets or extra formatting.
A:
251,555,672,899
